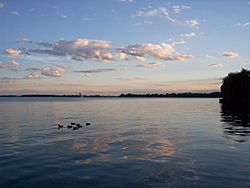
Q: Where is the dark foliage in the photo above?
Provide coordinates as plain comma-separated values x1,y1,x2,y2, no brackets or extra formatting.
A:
221,69,250,101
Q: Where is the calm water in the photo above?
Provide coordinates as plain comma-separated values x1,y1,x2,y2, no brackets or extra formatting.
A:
0,98,249,188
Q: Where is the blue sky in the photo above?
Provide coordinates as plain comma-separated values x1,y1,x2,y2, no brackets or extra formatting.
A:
0,0,250,95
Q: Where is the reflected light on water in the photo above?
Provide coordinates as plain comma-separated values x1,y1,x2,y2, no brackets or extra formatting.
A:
1,98,250,188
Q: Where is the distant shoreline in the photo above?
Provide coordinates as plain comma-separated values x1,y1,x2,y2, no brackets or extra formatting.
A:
0,92,221,98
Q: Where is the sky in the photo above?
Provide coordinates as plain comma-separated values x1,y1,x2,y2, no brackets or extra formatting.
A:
0,0,250,95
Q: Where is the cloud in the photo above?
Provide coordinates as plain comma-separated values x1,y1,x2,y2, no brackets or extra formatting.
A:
25,67,40,71
25,38,114,62
135,7,175,23
16,38,33,44
81,18,91,22
11,11,20,16
5,48,22,56
8,38,192,63
41,66,65,77
119,0,133,2
61,15,68,19
136,61,163,69
0,61,20,71
74,67,127,74
233,22,250,27
135,56,146,62
180,32,196,37
205,55,214,59
118,77,148,81
172,5,191,14
223,51,239,58
25,73,41,79
117,52,128,61
185,19,200,29
171,40,187,46
0,77,19,83
118,43,192,62
0,3,4,8
208,64,224,68
16,38,53,47
25,65,66,78
8,60,20,67
29,49,66,56
36,41,53,47
135,20,153,26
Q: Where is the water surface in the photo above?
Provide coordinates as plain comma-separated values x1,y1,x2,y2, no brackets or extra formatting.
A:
0,98,249,187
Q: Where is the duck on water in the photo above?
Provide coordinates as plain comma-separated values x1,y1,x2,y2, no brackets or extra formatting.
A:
57,122,91,130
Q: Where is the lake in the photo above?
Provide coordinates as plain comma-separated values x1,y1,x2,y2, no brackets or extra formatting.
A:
0,98,249,188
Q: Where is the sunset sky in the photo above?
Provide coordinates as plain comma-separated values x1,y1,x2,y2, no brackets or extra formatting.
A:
0,0,250,95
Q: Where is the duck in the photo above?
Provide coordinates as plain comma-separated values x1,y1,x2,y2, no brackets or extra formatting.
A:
73,126,78,130
67,124,72,129
58,124,63,129
86,122,91,126
71,122,76,126
76,123,83,128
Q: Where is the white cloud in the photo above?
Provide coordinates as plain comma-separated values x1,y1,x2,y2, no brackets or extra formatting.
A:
135,56,146,62
0,61,20,71
5,48,22,56
223,51,239,58
118,52,128,61
172,5,191,14
135,7,175,23
180,32,196,37
185,19,200,29
171,40,187,46
81,18,91,22
136,61,163,69
119,0,133,2
61,15,68,19
11,11,20,16
209,64,224,68
0,3,4,8
233,22,250,27
16,38,33,44
26,38,114,62
205,55,214,59
26,73,41,79
41,66,65,77
169,54,193,62
135,20,153,26
118,42,192,62
8,61,20,67
9,38,192,63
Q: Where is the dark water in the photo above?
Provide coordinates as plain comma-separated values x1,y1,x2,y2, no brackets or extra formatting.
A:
0,98,249,188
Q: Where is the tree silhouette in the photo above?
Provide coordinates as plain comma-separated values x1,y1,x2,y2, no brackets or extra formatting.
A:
221,69,250,101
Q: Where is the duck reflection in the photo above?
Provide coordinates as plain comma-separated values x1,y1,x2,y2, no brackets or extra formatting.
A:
220,102,250,142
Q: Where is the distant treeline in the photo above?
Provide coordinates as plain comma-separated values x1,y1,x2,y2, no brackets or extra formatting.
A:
119,92,221,98
0,92,221,98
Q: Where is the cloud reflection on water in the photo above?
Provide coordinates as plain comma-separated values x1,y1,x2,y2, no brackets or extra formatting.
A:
72,126,176,165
